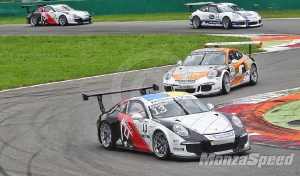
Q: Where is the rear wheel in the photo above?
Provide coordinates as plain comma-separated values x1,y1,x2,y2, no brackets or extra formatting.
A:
59,15,68,26
30,15,39,26
99,122,115,150
222,73,230,94
153,131,170,160
192,16,201,29
249,64,258,85
222,17,232,29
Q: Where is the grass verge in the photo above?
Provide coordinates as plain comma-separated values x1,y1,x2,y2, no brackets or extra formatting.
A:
0,34,263,90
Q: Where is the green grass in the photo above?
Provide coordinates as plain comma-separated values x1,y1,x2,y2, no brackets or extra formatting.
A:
0,35,262,90
264,99,300,130
1,9,300,24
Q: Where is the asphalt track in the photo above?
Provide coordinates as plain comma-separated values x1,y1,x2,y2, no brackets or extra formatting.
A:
0,19,300,35
0,19,300,176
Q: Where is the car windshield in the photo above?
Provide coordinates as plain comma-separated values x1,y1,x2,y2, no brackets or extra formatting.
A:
149,97,210,119
183,51,226,66
54,5,74,12
219,5,243,12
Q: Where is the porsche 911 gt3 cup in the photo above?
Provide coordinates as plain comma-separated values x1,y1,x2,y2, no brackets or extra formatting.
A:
163,41,262,96
184,2,262,29
82,85,250,159
21,4,92,26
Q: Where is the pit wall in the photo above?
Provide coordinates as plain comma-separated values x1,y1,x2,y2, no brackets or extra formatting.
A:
1,0,300,17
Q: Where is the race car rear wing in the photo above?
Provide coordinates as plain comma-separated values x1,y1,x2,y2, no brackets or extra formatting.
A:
184,2,214,12
82,84,159,113
21,4,46,14
204,41,262,57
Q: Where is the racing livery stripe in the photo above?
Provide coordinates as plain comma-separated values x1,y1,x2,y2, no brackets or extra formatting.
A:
42,12,57,24
118,113,152,152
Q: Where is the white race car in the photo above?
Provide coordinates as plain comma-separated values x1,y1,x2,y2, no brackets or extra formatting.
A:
82,85,250,159
163,41,261,96
22,4,92,26
184,2,262,29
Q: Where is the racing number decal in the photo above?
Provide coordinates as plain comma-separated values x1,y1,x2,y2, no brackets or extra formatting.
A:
150,104,167,116
237,64,244,77
142,123,147,133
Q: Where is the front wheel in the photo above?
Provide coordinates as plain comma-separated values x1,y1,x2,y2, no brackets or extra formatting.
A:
249,64,258,85
222,17,232,29
222,73,230,94
59,15,68,26
99,122,115,150
153,131,170,160
192,16,201,29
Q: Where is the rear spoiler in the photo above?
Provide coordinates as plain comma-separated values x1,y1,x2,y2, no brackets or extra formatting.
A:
204,41,262,57
21,4,46,14
184,2,214,12
82,84,159,113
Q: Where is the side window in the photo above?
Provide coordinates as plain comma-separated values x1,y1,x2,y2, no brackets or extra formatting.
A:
208,6,218,13
237,51,243,59
229,50,238,63
117,102,128,114
128,100,148,119
200,6,208,12
44,7,53,12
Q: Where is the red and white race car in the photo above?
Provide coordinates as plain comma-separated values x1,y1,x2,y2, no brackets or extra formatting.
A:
22,4,92,26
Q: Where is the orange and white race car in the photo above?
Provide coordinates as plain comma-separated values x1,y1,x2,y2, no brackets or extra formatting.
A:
163,41,262,96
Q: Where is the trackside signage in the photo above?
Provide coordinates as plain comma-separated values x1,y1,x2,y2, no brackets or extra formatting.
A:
199,153,294,168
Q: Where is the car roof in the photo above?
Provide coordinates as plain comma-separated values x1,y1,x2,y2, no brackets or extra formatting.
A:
191,48,233,53
214,3,237,6
132,92,195,103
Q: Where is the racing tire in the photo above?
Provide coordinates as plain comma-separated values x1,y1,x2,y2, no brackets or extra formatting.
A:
30,15,39,26
222,17,232,29
89,19,93,24
222,73,231,94
99,122,115,150
249,64,258,85
153,131,170,160
59,15,68,26
192,16,201,29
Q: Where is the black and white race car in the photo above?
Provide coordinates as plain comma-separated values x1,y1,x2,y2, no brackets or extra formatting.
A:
82,85,250,159
21,4,92,26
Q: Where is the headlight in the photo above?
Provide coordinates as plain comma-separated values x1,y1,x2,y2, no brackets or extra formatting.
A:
172,124,189,137
232,13,240,19
232,116,243,128
207,70,217,79
164,71,172,80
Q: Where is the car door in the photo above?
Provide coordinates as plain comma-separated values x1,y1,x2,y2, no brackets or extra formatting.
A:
228,50,246,85
125,100,152,152
42,6,58,24
202,5,221,26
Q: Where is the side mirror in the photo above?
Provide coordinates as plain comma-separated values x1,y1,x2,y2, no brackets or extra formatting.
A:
176,60,183,66
131,113,144,120
231,59,238,64
207,103,214,110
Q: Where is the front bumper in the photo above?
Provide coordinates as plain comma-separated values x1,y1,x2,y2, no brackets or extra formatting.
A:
231,19,262,28
163,77,222,95
171,133,250,158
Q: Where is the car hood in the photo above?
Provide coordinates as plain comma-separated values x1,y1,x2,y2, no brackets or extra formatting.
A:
233,11,260,19
170,65,217,80
63,10,89,16
166,111,233,134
